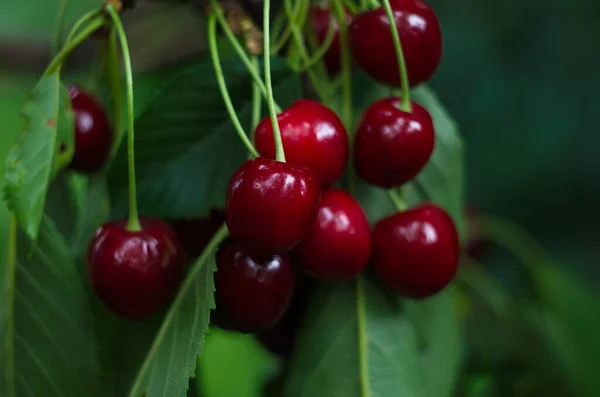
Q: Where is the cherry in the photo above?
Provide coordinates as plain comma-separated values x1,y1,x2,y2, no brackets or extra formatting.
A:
169,209,225,259
294,189,371,280
225,157,320,254
254,100,348,188
67,85,113,173
354,97,434,188
349,0,442,87
310,6,353,75
371,203,459,299
87,217,186,319
214,240,296,333
255,274,316,357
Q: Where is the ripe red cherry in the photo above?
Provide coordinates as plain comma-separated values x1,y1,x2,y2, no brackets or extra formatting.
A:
310,6,353,75
294,189,371,280
88,217,186,319
256,274,316,357
372,203,459,298
225,157,320,254
354,97,434,188
254,100,348,188
169,209,225,258
67,85,113,173
349,0,442,87
214,240,296,333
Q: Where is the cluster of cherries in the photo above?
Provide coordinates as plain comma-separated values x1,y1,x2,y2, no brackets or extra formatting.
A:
66,0,458,345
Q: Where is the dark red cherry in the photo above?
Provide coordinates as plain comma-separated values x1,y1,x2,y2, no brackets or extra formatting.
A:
294,189,371,280
354,97,434,188
225,157,321,254
372,203,459,298
67,85,113,173
350,0,442,87
310,6,353,75
169,209,225,259
87,217,186,319
254,100,348,188
255,274,316,357
214,240,296,333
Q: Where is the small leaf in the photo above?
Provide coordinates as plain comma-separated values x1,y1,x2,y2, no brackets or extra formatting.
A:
0,217,103,397
126,226,228,397
3,74,74,240
285,277,423,397
107,56,301,219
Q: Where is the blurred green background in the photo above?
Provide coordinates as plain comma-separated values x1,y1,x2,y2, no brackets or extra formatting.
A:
0,0,598,396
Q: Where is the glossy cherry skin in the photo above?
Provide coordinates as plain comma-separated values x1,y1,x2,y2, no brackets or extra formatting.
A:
87,217,186,319
67,85,113,173
310,6,353,75
372,203,459,299
354,97,434,188
214,240,296,333
350,0,442,87
254,100,348,188
225,157,321,254
294,189,371,280
169,209,225,259
256,274,316,357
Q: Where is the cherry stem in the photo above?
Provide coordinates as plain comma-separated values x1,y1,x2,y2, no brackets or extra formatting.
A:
342,0,359,14
208,13,259,158
251,55,262,131
299,17,337,71
332,0,352,128
263,0,286,162
52,0,69,56
209,0,281,113
271,0,306,55
381,0,411,112
106,4,141,232
44,12,105,76
387,189,407,211
356,275,371,395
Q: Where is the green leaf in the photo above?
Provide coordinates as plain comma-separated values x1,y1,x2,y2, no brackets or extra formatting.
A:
411,87,465,236
285,277,423,397
126,226,228,397
3,74,74,240
107,56,302,219
404,287,464,397
536,264,600,397
0,217,103,397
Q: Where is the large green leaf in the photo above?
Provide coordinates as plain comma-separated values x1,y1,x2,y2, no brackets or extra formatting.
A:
536,264,600,397
3,74,74,240
285,277,423,397
125,226,228,397
0,217,103,397
107,56,301,219
404,287,464,397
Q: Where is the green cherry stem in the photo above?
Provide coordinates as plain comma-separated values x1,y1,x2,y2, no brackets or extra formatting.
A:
387,189,408,211
300,12,337,71
332,0,352,128
382,0,411,112
106,4,141,232
44,13,105,76
208,13,259,158
52,0,69,56
209,0,281,113
263,0,286,162
251,55,262,131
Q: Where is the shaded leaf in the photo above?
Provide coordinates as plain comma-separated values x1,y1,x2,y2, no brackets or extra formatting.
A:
107,56,301,219
3,74,74,240
405,287,464,397
126,225,228,397
285,277,423,397
0,217,103,397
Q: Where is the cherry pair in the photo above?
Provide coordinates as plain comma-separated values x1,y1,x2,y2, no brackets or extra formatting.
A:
312,0,442,88
67,86,188,319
